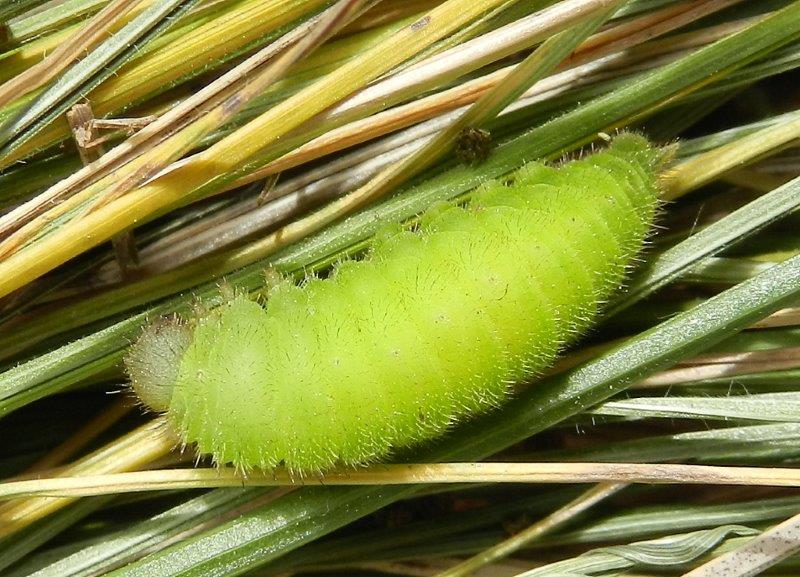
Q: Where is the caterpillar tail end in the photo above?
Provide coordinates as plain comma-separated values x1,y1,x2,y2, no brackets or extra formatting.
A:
124,316,192,413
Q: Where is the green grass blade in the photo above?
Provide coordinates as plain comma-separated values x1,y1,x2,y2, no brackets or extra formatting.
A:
544,496,800,548
542,422,800,463
0,497,110,573
4,0,108,43
0,0,49,24
6,490,270,577
593,392,800,423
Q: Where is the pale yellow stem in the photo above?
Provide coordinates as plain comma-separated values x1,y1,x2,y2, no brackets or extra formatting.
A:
2,462,800,501
663,114,800,200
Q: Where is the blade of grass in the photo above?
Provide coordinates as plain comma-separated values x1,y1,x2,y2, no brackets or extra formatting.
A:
664,109,800,199
539,422,800,463
0,497,112,574
2,488,288,577
593,392,800,422
0,0,49,23
635,343,800,387
4,0,111,44
539,496,800,549
677,109,800,157
517,526,757,577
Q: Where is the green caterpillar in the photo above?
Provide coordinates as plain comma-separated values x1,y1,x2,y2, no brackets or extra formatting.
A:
126,134,664,473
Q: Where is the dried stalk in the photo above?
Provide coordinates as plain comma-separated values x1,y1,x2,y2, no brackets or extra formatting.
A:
4,462,800,500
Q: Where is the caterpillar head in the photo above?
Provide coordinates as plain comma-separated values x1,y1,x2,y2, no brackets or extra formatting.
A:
124,316,192,413
606,132,674,173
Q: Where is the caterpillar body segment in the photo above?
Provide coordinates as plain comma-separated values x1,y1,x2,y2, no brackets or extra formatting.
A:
125,134,664,473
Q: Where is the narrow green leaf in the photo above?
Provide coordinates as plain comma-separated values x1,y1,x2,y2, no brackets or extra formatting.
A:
544,496,800,548
678,109,800,157
0,0,49,24
593,392,800,423
3,0,108,43
6,490,267,577
547,422,800,464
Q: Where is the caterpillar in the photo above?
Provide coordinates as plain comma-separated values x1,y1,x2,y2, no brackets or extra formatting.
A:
125,133,664,473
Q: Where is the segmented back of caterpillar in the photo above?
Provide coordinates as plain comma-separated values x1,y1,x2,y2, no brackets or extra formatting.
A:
144,134,663,473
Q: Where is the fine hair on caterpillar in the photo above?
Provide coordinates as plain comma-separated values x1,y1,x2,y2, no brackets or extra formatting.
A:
125,133,667,474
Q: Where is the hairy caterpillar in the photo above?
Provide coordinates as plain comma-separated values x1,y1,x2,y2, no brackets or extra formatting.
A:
125,134,664,473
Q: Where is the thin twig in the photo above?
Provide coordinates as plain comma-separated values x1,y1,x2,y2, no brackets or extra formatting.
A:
67,102,141,277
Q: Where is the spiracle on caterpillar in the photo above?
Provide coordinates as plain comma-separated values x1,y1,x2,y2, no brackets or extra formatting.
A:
125,133,666,474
